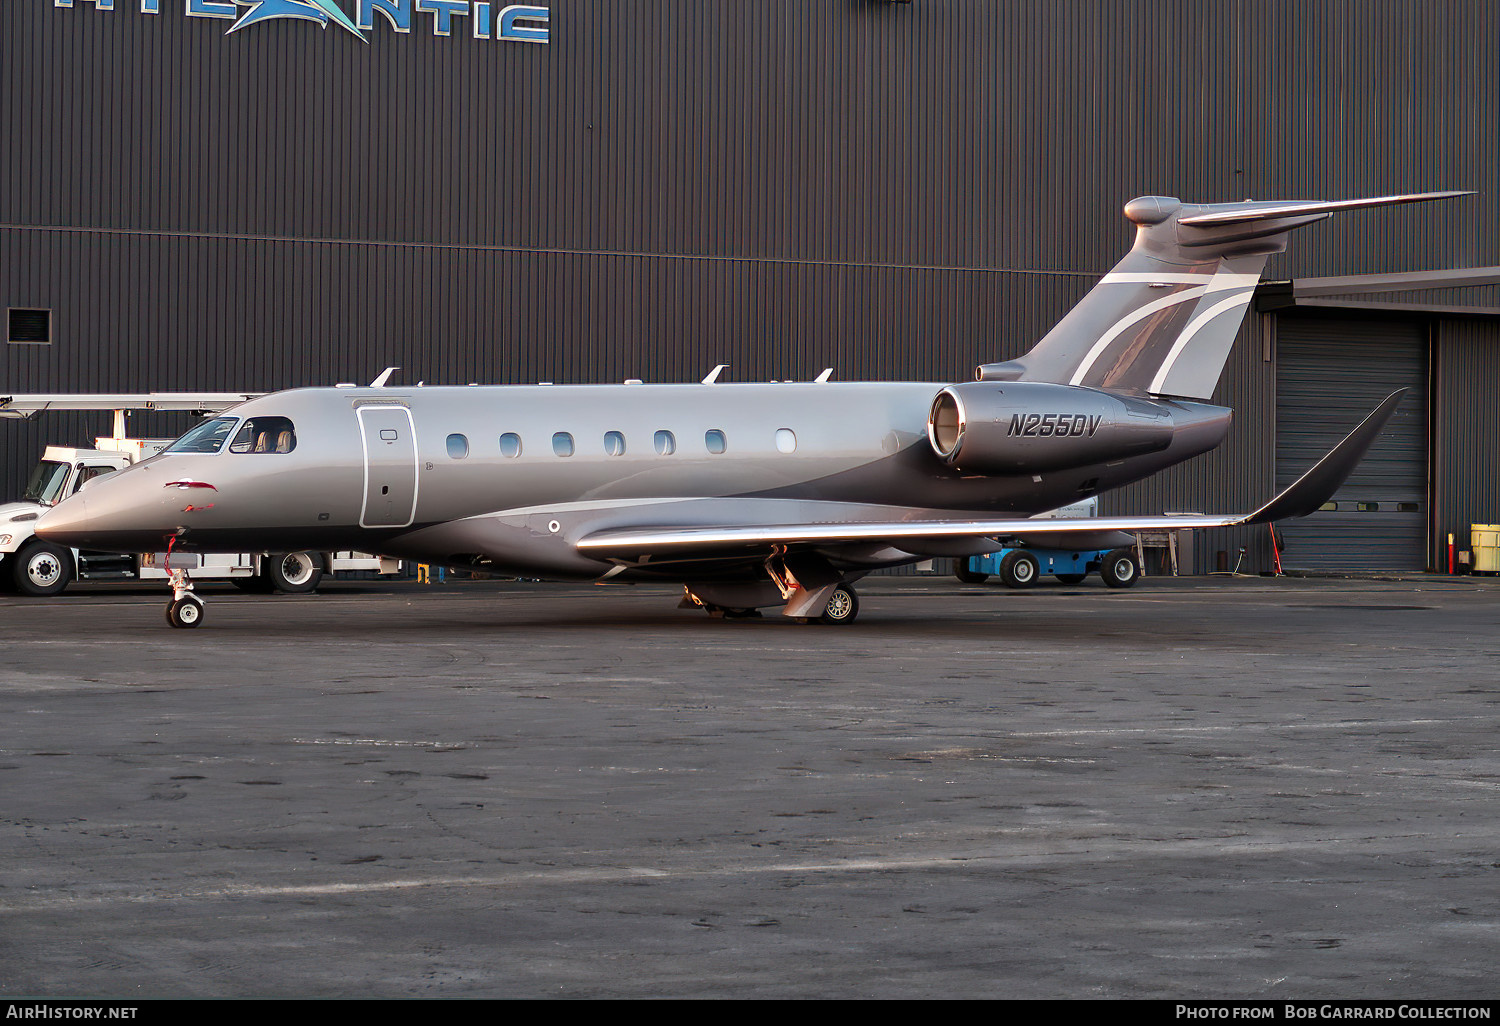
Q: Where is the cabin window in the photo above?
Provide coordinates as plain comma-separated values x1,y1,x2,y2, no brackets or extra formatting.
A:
705,429,727,455
446,433,469,459
499,433,522,458
775,428,797,453
228,416,297,454
165,416,238,454
654,430,676,455
552,432,574,457
604,430,626,457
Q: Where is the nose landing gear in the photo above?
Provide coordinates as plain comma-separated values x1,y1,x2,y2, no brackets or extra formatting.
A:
165,568,204,628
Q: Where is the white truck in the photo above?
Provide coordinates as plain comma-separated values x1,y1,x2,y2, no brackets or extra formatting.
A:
0,392,400,596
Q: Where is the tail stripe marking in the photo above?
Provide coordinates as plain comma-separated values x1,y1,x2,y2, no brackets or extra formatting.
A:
1097,272,1215,285
1147,289,1258,395
1066,286,1207,386
1094,272,1259,290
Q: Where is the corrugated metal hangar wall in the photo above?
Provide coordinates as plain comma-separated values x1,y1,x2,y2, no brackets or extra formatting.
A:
3,0,1498,573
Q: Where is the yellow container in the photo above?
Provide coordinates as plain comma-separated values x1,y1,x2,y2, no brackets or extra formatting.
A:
1473,524,1500,573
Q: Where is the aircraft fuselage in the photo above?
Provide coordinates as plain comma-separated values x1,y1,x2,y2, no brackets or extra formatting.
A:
37,380,1231,580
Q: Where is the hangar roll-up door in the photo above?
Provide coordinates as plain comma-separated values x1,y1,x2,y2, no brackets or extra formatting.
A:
1274,317,1429,570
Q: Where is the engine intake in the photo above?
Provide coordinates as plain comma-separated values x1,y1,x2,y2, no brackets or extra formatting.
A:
928,381,1174,474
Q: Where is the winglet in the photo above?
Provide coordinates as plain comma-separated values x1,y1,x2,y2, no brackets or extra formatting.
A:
1244,390,1407,524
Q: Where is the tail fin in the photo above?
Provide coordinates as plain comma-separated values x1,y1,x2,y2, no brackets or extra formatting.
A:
1002,191,1469,399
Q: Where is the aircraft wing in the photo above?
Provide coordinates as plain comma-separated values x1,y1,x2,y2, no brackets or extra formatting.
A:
577,390,1405,560
578,511,1238,557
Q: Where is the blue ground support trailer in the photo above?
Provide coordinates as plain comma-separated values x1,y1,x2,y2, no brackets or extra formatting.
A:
955,544,1140,589
952,497,1140,588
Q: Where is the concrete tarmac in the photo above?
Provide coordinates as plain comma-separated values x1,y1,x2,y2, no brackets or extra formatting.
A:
1,574,1497,999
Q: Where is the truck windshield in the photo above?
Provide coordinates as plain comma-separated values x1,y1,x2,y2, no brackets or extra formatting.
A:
22,461,71,506
164,417,239,454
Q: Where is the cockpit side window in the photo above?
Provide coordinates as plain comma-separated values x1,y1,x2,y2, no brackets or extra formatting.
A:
164,416,239,455
229,416,297,454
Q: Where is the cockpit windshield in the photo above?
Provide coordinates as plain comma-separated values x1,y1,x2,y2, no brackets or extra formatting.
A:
164,417,239,454
22,461,71,506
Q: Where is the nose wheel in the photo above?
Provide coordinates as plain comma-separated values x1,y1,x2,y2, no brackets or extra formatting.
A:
166,595,205,628
164,568,205,628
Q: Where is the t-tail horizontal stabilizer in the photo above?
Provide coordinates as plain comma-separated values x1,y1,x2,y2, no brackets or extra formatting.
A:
1176,192,1473,226
1008,191,1471,400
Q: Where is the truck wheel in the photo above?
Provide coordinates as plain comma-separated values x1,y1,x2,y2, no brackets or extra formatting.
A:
954,559,989,584
1099,548,1140,589
266,552,324,594
998,550,1040,588
13,541,73,596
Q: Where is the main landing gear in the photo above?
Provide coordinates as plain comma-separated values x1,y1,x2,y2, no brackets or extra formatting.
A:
682,580,862,625
165,568,204,629
815,583,860,624
764,548,862,625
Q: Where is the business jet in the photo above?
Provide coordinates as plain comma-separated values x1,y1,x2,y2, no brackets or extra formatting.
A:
33,191,1467,627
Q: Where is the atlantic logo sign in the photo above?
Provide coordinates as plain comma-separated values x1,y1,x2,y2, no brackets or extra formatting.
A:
52,1,551,44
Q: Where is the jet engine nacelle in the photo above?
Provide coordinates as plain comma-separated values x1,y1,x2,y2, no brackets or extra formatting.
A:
927,381,1175,474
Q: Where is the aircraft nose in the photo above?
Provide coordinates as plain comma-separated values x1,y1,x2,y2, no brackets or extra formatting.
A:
34,470,178,551
35,494,91,547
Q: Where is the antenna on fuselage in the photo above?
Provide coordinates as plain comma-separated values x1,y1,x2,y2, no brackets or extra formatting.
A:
701,365,728,384
814,368,834,383
369,367,399,387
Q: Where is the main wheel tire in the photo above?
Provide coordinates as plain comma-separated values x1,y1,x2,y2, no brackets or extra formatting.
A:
266,552,324,594
12,541,73,597
998,550,1040,589
1055,573,1087,585
1099,547,1141,589
165,596,204,629
953,559,989,584
819,585,860,624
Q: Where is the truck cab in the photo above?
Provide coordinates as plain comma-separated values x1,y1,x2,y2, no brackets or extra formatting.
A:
1,442,148,593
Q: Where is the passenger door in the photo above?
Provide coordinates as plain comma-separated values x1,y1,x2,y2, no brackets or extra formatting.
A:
357,405,418,528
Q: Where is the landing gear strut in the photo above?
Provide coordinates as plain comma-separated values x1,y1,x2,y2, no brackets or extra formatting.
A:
165,568,204,628
766,548,861,624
